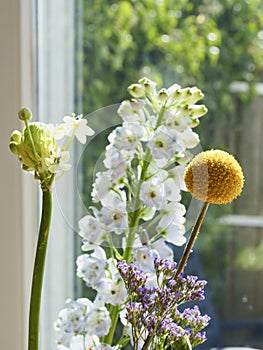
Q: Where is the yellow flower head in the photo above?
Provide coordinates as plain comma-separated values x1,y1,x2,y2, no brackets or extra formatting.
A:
184,149,244,204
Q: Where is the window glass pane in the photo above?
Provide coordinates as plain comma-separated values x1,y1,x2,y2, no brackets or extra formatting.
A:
36,0,263,349
74,2,263,349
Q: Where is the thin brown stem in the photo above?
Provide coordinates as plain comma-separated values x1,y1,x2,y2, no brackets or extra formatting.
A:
175,201,209,278
142,334,153,350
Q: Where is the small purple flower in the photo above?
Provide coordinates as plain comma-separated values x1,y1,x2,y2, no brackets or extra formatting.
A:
118,258,210,348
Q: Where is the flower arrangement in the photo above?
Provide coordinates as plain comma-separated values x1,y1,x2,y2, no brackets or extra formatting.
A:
9,77,244,350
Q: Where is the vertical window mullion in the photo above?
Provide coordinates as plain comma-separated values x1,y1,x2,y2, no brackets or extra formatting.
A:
35,0,76,349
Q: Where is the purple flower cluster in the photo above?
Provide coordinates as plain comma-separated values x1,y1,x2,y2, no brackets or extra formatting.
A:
117,257,210,349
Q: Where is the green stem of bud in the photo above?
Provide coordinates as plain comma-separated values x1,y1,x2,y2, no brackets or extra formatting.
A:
61,127,76,152
28,190,52,350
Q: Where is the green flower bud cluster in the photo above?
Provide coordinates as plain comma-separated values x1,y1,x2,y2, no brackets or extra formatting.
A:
10,108,94,191
10,119,60,191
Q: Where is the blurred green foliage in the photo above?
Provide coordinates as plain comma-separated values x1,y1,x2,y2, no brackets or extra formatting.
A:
75,0,263,208
76,0,263,147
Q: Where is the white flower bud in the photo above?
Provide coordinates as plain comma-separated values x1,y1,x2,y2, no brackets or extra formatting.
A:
189,104,208,118
158,88,169,102
134,246,156,272
138,77,157,94
189,86,204,102
190,116,200,128
127,83,145,98
140,229,150,245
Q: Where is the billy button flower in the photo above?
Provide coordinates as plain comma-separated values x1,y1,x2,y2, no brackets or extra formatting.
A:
184,149,244,204
175,149,244,277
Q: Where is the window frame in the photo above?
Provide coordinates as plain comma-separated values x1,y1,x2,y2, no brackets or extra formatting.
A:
0,0,35,350
35,0,77,348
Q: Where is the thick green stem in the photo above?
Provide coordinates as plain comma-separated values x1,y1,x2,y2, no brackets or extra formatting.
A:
123,152,150,262
102,305,119,345
175,201,209,278
28,190,52,350
123,209,141,262
123,107,165,262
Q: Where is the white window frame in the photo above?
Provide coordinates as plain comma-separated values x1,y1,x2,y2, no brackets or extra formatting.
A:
0,1,35,350
36,0,76,349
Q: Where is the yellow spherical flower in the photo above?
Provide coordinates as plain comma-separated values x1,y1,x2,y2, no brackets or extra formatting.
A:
184,150,244,204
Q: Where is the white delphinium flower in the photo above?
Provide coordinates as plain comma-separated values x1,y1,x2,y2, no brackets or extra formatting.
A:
157,202,186,231
163,177,181,202
117,99,147,123
45,150,72,174
166,82,181,100
54,298,93,335
57,334,99,350
123,121,149,142
139,176,165,209
151,238,174,261
78,214,105,245
55,298,111,346
168,165,187,191
158,223,186,246
92,171,114,203
176,127,200,149
108,123,143,154
54,306,84,334
104,144,129,180
99,199,128,234
55,114,94,144
164,107,192,132
95,258,127,305
96,276,127,306
92,170,126,208
165,104,207,130
148,126,177,160
76,253,106,287
84,306,111,337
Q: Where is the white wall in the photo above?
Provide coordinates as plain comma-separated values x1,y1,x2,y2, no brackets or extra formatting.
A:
0,0,34,349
